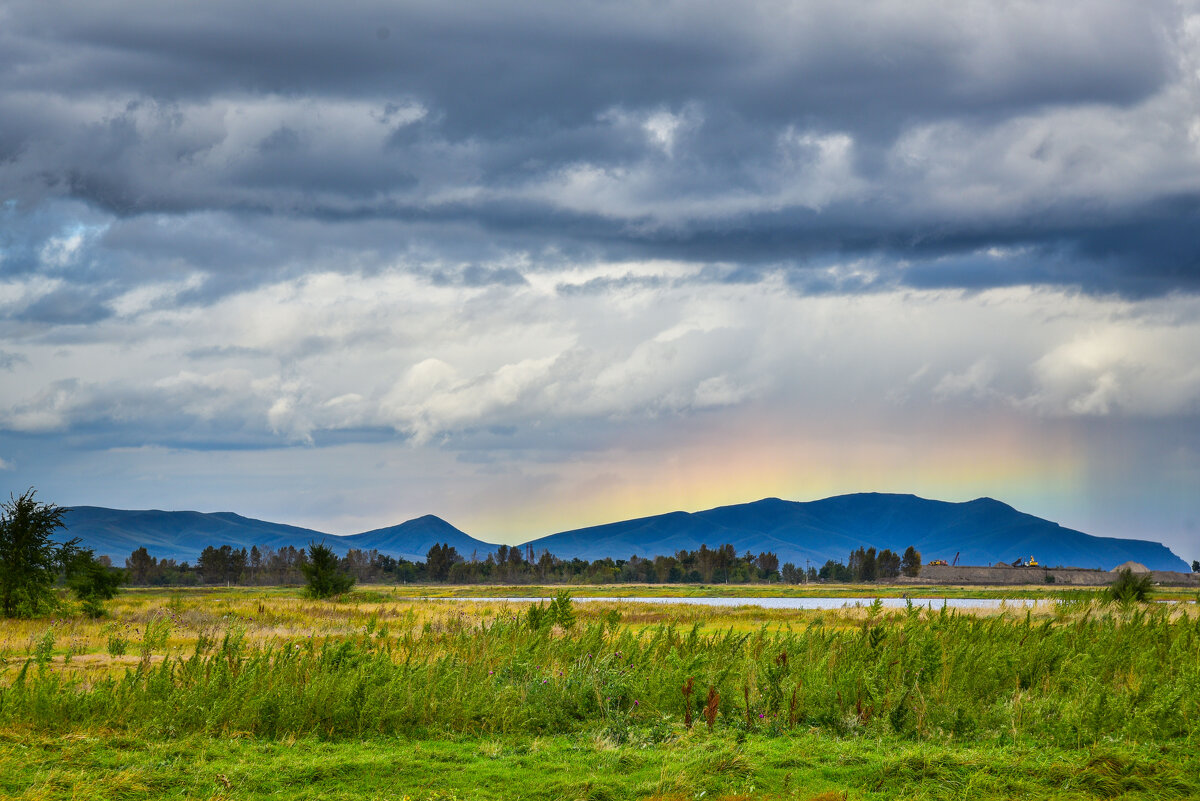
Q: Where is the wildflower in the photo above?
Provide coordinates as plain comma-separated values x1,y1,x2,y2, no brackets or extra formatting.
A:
633,700,639,706
758,713,765,719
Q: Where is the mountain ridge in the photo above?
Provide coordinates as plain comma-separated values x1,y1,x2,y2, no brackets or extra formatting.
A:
57,493,1190,572
520,493,1187,571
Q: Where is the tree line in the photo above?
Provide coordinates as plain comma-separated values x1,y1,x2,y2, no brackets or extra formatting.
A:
816,546,923,582
121,541,924,586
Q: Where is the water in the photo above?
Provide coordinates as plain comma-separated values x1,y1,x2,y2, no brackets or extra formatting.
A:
420,596,1038,609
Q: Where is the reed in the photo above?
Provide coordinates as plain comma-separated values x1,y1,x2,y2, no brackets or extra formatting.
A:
0,595,1196,750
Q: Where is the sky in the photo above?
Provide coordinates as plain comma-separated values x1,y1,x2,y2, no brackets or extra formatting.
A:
1,0,1198,563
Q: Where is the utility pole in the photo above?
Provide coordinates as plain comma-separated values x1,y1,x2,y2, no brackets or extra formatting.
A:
805,558,810,584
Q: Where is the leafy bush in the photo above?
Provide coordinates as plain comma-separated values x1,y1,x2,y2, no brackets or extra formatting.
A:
66,549,124,617
1107,568,1153,603
32,628,55,666
107,634,128,657
550,590,575,629
527,591,576,630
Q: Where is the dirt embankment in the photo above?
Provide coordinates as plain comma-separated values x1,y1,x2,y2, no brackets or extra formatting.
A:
898,565,1200,586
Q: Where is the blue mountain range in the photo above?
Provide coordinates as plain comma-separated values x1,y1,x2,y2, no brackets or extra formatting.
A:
59,493,1190,572
59,507,485,564
521,494,1188,571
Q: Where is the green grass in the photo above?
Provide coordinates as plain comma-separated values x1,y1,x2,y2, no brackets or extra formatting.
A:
4,603,1199,743
1,587,1197,799
3,729,1197,800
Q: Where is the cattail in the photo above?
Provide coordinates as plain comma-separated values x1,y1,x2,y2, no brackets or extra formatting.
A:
682,677,695,728
788,686,799,727
704,685,719,731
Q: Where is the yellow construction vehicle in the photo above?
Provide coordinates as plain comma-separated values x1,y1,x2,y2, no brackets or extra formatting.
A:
927,559,949,566
1027,556,1039,567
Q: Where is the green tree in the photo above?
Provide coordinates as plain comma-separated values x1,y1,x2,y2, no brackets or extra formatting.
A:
901,546,922,578
197,546,225,584
876,548,901,579
299,542,354,598
849,547,878,582
425,543,460,582
754,551,780,580
818,559,852,582
1193,560,1199,574
0,489,77,618
715,543,736,583
66,548,124,617
126,546,157,584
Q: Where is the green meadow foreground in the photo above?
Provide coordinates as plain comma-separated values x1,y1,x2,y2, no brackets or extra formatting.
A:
1,587,1198,800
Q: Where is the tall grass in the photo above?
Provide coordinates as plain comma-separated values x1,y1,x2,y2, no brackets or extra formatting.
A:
2,602,1196,747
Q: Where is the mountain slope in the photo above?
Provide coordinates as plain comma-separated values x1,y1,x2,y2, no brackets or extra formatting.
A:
344,515,497,563
59,507,493,564
522,493,1189,571
60,507,334,563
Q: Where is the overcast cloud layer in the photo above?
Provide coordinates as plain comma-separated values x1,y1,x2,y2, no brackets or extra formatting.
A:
1,0,1198,561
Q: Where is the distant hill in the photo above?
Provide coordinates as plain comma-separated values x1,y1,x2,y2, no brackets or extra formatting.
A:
59,507,493,564
60,493,1189,572
343,515,499,563
521,493,1190,572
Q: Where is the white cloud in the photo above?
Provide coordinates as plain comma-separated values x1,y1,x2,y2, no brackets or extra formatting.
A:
887,87,1200,218
934,358,999,402
693,375,747,408
3,260,1198,452
1024,323,1200,417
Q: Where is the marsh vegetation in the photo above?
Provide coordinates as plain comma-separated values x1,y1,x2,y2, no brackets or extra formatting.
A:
1,587,1197,799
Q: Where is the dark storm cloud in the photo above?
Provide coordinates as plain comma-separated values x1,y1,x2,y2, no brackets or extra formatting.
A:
0,0,1196,300
14,287,114,325
2,1,1169,124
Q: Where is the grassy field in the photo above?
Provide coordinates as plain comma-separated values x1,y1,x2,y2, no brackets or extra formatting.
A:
1,585,1198,799
6,729,1197,800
